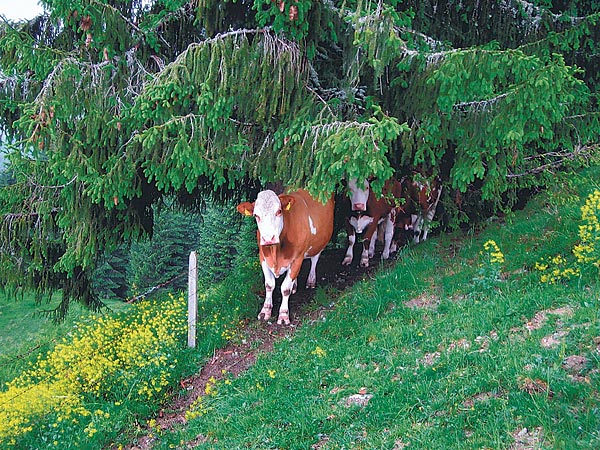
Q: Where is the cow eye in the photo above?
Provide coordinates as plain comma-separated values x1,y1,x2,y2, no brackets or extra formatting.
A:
275,209,282,217
254,214,261,222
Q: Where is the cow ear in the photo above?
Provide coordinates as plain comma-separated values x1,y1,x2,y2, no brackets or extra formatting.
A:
236,202,254,217
279,195,295,211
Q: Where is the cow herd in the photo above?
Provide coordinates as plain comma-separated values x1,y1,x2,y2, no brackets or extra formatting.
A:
236,175,442,325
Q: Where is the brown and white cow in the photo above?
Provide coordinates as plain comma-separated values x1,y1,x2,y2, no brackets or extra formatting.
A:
237,189,334,325
342,175,443,266
342,178,404,267
398,175,443,244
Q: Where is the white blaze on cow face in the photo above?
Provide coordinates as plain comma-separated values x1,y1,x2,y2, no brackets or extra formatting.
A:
348,178,370,212
253,190,284,246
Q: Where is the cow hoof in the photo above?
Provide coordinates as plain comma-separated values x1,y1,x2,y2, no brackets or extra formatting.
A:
258,306,272,321
341,257,352,266
382,251,390,259
360,259,370,268
277,311,290,325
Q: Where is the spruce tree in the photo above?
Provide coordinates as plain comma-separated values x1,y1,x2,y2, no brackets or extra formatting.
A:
0,1,598,316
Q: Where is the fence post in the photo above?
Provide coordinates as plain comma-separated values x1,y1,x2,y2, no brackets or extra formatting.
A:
188,251,198,348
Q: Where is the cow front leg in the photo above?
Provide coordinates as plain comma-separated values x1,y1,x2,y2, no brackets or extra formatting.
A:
306,252,322,289
342,223,355,266
258,261,276,321
278,259,303,325
360,220,379,267
278,274,294,325
368,227,378,258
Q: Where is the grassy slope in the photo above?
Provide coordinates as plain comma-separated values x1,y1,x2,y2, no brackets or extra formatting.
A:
153,168,599,449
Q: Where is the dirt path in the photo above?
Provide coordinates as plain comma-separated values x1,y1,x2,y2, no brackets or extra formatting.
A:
123,247,387,450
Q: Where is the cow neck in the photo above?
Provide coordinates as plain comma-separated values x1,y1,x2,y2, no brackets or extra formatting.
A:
261,242,281,260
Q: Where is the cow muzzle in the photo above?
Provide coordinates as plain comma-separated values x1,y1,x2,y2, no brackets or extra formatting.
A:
260,235,280,246
352,203,366,211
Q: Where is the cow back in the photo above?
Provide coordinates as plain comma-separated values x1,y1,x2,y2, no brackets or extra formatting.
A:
280,189,334,258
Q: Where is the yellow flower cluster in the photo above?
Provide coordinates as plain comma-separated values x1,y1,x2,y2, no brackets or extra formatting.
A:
0,294,187,445
185,396,211,421
482,240,505,265
535,255,581,284
536,190,600,284
311,346,327,358
204,377,218,396
573,190,600,269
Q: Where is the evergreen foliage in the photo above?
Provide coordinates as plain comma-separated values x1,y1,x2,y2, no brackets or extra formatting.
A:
127,210,200,294
92,246,129,300
195,201,256,284
0,0,599,316
91,202,253,300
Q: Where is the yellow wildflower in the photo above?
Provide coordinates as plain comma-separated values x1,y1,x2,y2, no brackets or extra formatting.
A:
311,346,327,358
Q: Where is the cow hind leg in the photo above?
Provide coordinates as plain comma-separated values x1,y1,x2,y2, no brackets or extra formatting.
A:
411,214,423,244
306,252,321,289
421,207,437,242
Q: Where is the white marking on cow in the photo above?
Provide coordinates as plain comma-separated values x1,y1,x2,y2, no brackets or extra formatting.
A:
308,216,317,235
348,178,370,211
350,215,374,234
253,190,284,245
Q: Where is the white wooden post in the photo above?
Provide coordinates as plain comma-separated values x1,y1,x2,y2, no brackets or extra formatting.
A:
187,251,198,348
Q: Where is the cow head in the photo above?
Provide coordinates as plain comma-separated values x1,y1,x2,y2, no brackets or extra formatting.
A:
348,178,370,212
236,190,295,246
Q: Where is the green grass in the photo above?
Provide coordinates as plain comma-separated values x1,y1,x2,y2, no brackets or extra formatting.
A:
149,167,600,450
0,259,262,449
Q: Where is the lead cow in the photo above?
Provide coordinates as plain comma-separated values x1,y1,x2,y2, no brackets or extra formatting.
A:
237,189,334,325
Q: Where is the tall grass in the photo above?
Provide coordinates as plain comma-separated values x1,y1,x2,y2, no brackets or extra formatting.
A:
0,293,129,385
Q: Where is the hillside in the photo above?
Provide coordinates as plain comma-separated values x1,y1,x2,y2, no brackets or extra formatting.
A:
121,167,600,450
1,166,598,449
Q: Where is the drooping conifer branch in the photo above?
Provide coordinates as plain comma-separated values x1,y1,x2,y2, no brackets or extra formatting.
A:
507,144,600,178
